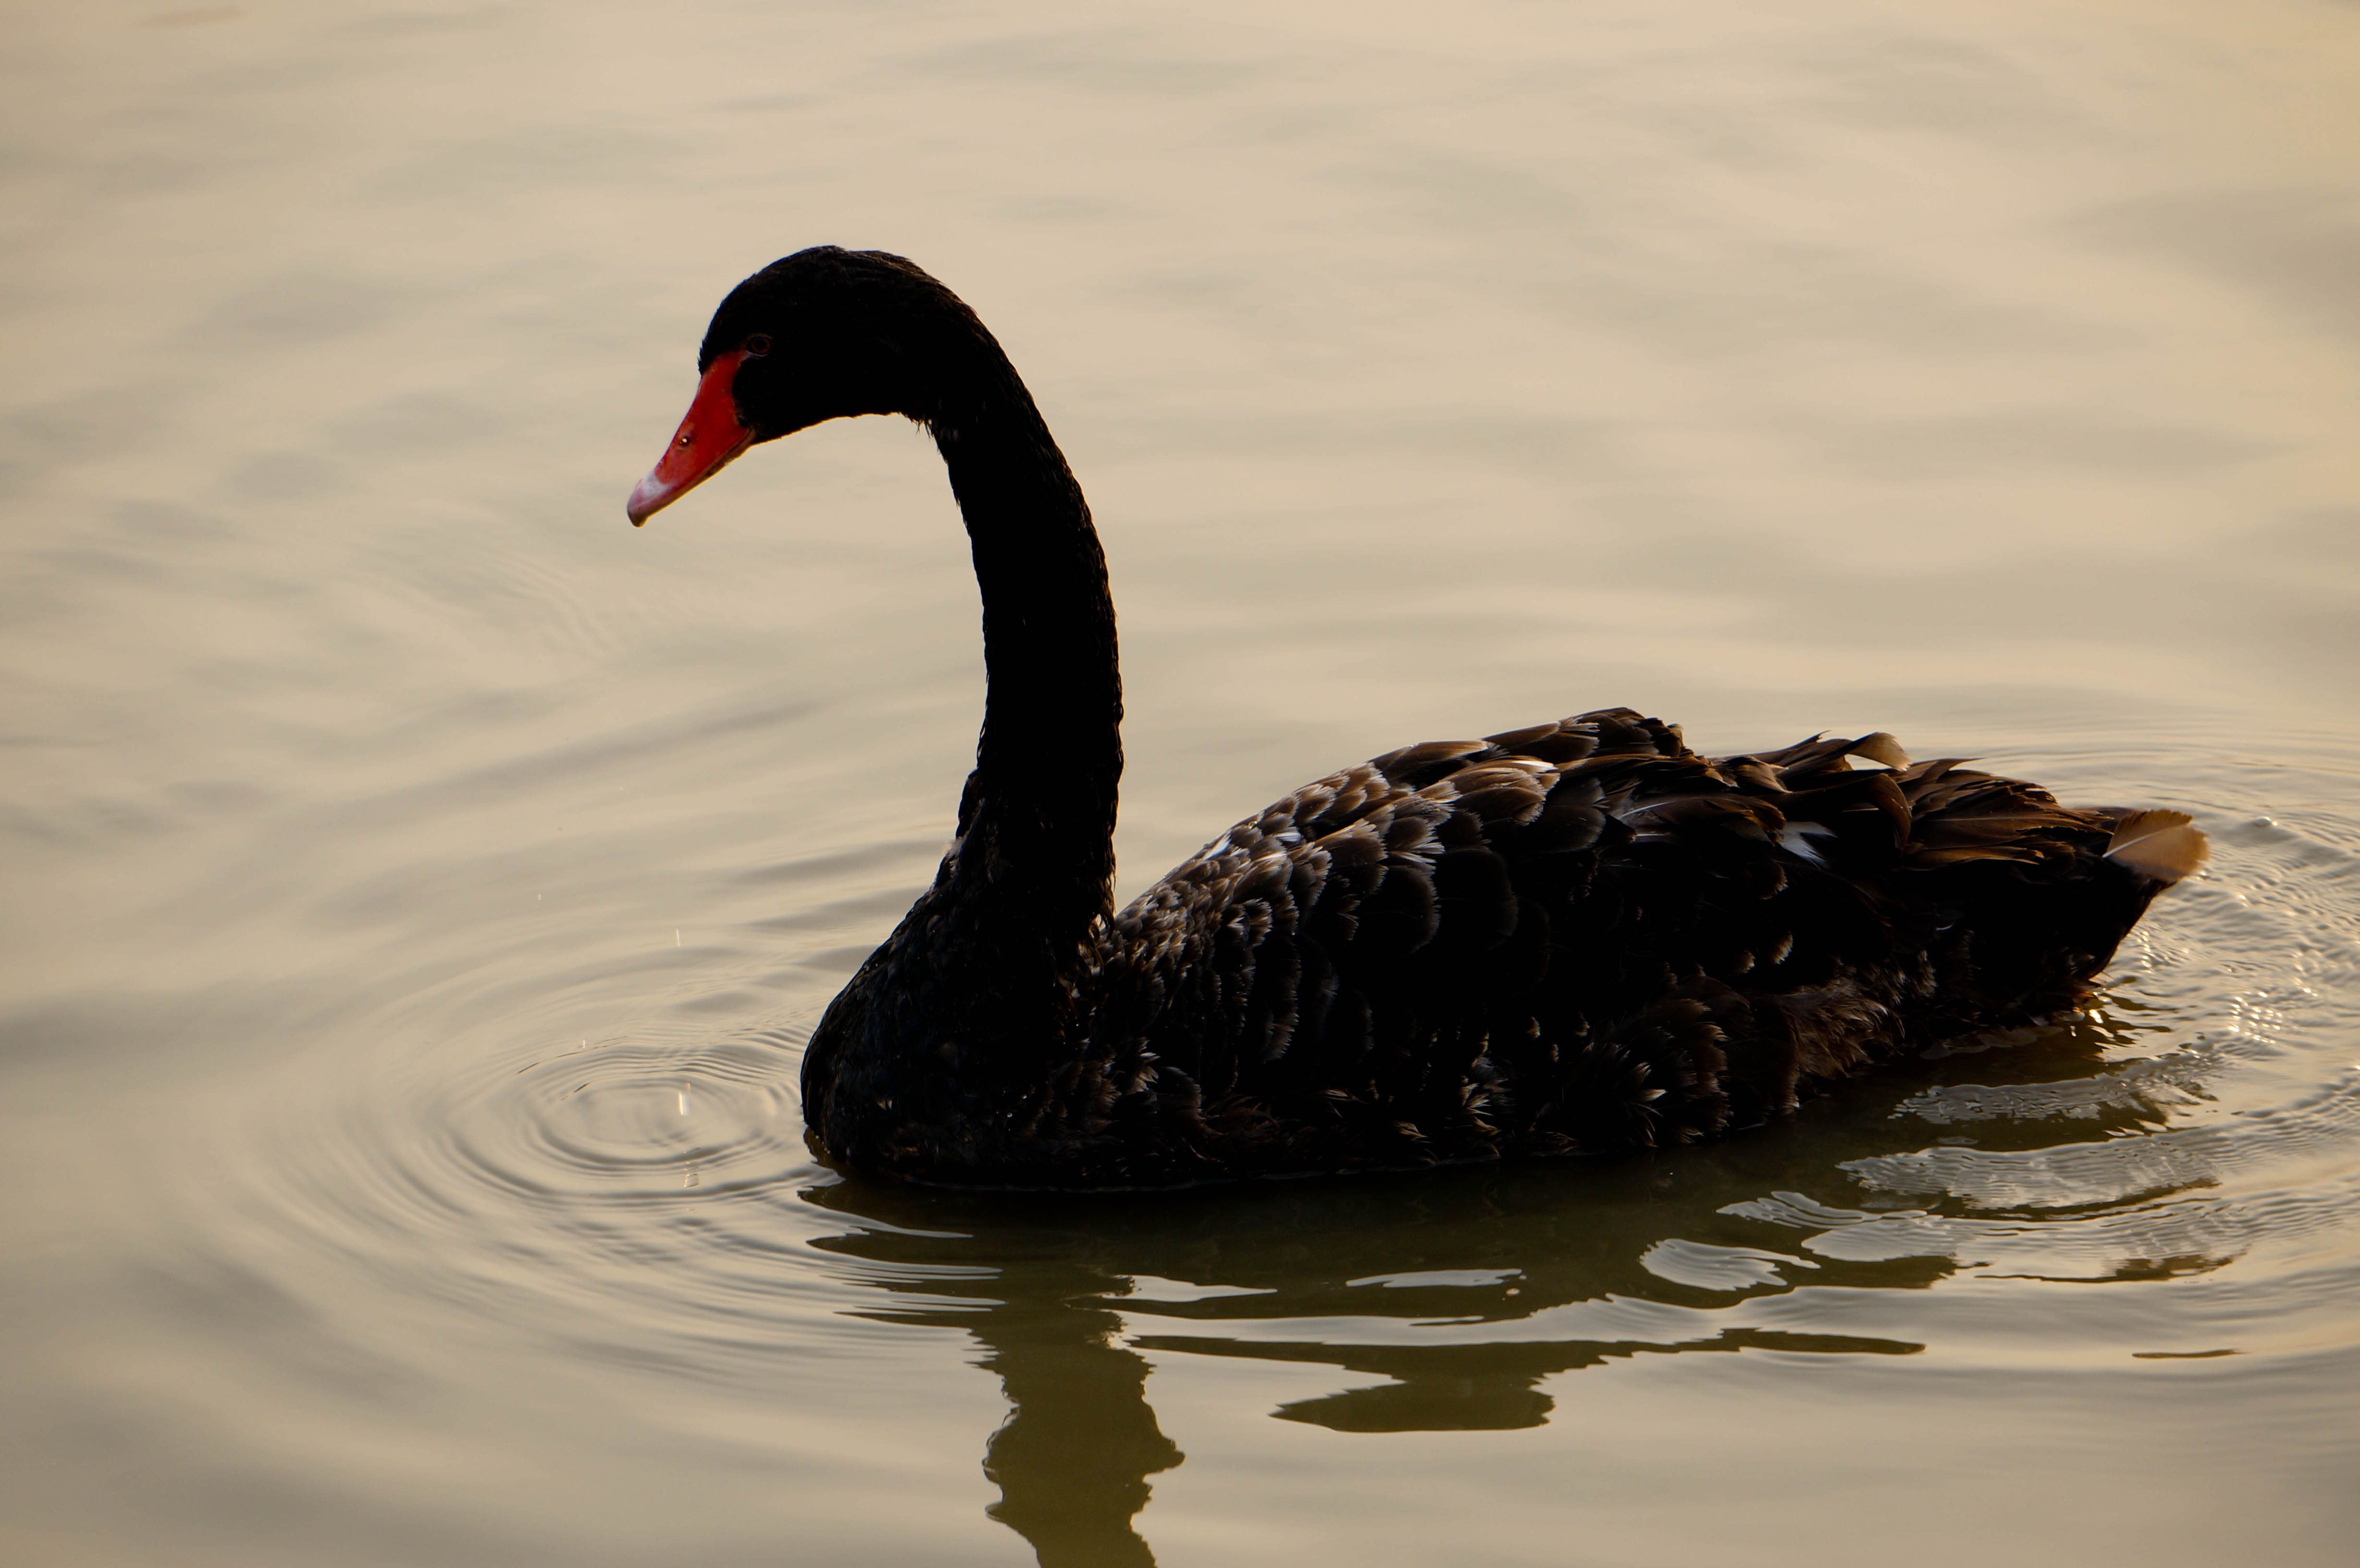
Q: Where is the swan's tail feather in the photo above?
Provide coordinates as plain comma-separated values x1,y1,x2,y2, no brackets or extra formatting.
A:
2104,809,2209,884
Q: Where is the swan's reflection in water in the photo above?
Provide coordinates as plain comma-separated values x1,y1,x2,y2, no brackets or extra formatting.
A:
799,1015,2201,1566
976,1271,1180,1566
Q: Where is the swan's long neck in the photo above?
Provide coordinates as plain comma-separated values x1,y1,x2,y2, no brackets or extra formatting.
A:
932,364,1122,942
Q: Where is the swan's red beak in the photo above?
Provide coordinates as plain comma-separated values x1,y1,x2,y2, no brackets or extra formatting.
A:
627,349,754,525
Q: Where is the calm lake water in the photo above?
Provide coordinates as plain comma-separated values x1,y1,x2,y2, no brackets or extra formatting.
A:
5,2,2358,1564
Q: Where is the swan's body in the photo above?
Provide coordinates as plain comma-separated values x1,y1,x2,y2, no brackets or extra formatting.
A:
629,246,2205,1190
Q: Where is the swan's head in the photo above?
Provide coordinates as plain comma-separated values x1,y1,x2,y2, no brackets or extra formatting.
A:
627,246,980,525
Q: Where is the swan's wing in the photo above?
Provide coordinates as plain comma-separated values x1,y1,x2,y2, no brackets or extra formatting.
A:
1093,710,2191,1177
1098,709,1739,1162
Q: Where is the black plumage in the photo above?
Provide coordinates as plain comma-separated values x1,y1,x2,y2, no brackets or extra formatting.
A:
626,246,2207,1189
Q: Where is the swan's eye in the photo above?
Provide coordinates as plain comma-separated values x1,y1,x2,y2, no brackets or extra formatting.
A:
743,334,773,357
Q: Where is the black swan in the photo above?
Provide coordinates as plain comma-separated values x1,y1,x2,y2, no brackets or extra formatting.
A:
626,246,2206,1189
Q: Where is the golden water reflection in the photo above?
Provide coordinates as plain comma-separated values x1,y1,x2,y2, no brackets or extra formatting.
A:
7,3,2355,1560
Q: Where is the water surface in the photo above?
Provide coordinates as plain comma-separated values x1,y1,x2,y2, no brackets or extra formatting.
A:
4,2,2358,1564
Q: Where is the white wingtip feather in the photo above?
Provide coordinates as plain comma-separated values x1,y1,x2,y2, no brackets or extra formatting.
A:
2105,809,2208,883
